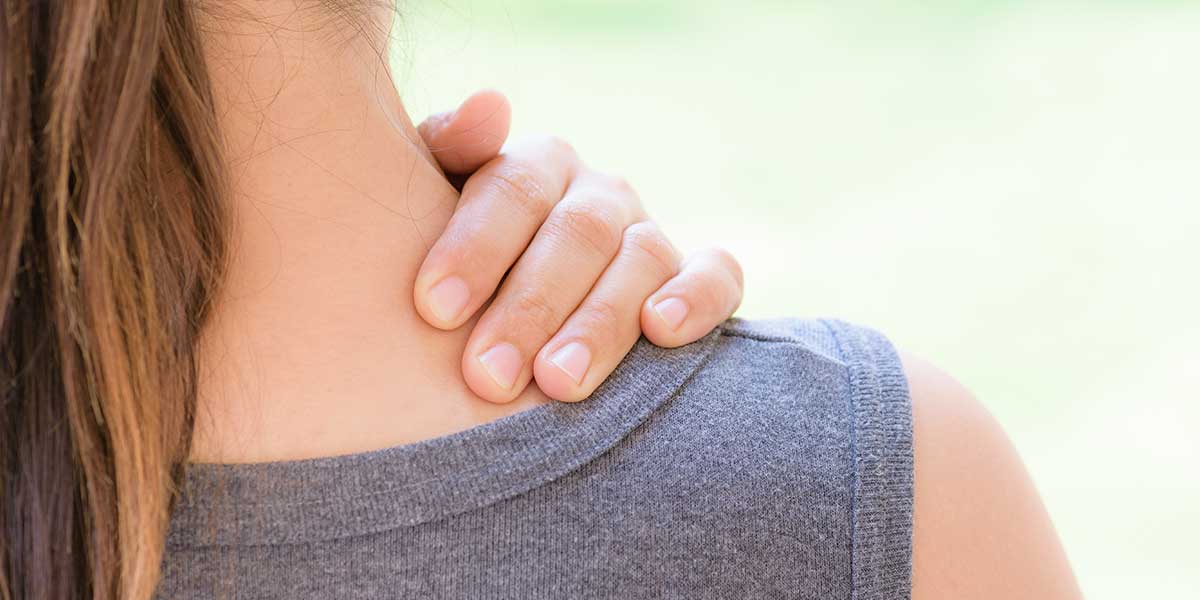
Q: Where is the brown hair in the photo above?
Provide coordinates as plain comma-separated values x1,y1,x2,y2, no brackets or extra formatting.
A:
1,1,227,597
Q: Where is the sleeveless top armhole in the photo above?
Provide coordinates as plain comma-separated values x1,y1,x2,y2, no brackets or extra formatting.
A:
823,319,915,600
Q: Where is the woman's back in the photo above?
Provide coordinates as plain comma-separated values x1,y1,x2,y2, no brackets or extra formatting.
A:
2,2,1081,597
161,319,913,598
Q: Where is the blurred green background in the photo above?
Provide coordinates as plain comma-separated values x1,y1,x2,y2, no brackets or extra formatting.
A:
395,1,1199,596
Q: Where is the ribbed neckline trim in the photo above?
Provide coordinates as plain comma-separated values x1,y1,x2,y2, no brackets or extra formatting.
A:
167,330,722,548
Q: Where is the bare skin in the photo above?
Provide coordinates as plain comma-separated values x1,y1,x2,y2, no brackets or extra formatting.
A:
192,8,519,462
194,3,1082,596
905,352,1083,599
192,5,741,461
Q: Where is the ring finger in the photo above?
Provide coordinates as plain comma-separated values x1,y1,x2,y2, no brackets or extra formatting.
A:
532,221,682,402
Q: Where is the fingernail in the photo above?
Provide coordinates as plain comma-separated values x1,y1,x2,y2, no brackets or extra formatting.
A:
652,297,690,331
427,276,470,323
477,343,522,390
548,342,592,385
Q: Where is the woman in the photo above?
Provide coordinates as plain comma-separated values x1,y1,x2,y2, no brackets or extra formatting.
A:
0,1,1081,599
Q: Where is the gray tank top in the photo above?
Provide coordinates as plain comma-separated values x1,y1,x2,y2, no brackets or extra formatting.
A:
159,318,914,599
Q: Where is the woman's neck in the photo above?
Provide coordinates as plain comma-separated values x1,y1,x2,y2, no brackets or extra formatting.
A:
191,4,547,463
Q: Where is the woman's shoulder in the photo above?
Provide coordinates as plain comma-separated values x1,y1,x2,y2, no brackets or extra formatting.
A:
692,317,1080,600
654,317,912,456
715,316,885,360
899,352,1083,599
618,316,917,597
681,317,913,435
653,317,1079,599
710,317,905,376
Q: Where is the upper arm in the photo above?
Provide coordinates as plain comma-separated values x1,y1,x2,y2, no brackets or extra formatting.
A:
901,350,1082,600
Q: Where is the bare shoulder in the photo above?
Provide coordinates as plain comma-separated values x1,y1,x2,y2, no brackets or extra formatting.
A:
900,350,1082,600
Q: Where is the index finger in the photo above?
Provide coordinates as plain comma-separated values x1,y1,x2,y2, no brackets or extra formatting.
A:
413,135,580,330
417,89,512,175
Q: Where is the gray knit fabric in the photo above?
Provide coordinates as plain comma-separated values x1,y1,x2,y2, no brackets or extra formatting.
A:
159,318,914,599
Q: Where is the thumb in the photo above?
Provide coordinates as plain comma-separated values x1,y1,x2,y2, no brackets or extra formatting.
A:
417,89,512,175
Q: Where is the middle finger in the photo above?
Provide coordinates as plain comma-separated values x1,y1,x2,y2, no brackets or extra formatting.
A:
461,171,646,403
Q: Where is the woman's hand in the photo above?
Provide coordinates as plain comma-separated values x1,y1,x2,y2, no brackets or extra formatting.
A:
414,90,743,404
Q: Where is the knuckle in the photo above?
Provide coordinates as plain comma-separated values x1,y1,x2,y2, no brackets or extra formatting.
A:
509,291,562,337
575,297,623,334
540,134,576,160
589,172,641,210
622,222,678,278
606,174,638,199
485,161,552,220
550,201,623,257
